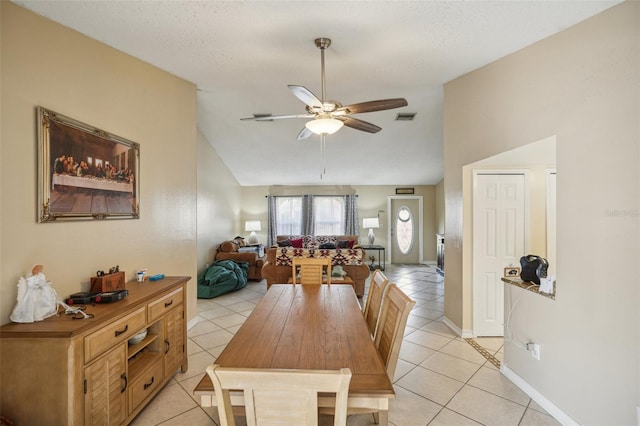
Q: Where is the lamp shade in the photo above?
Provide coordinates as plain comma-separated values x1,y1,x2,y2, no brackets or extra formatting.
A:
362,218,380,229
245,220,261,232
305,116,344,135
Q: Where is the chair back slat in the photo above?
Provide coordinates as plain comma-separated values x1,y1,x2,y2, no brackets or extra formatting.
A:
363,269,390,338
374,284,416,380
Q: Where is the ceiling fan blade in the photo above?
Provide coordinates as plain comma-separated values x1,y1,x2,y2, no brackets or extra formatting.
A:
296,127,313,140
288,85,323,108
336,116,382,133
240,114,313,121
337,98,408,115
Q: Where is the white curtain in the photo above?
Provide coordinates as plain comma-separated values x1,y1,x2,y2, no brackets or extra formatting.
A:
267,194,359,241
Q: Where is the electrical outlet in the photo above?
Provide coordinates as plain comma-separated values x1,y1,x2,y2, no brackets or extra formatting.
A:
530,343,541,360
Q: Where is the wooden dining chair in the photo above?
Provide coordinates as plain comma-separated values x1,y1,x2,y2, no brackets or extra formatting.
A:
206,364,352,426
292,257,332,285
345,283,416,423
362,269,390,339
375,283,416,381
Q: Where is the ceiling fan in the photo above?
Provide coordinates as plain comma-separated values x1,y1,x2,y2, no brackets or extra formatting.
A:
241,37,408,140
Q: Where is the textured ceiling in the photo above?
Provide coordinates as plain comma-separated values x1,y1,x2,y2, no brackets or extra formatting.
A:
14,0,620,186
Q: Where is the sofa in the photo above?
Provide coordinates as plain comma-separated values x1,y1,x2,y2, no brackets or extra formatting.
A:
262,235,370,297
215,237,266,281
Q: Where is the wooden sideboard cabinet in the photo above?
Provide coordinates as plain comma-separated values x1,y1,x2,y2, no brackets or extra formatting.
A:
0,276,190,425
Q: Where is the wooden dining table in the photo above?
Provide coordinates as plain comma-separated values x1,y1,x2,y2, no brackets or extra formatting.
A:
194,284,394,424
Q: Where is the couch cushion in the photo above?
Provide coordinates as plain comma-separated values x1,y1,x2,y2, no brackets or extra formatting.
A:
219,240,239,253
277,239,292,247
290,238,304,248
337,240,356,249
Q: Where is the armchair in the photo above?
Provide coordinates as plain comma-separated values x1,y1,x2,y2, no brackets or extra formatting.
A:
215,238,266,281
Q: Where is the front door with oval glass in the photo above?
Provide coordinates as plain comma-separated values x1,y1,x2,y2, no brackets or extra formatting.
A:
391,198,420,264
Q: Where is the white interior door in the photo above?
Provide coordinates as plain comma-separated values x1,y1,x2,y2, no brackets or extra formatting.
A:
473,173,526,337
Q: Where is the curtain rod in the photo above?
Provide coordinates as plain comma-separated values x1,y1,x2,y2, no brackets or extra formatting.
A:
265,195,358,197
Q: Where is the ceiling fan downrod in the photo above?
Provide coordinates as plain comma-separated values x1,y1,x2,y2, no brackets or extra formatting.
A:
315,38,331,102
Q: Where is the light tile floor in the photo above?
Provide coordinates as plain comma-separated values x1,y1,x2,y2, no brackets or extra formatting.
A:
131,264,560,426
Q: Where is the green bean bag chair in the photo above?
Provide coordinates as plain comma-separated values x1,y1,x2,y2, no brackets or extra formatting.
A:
197,260,248,299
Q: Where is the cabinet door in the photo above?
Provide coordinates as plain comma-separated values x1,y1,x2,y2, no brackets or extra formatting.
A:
85,344,127,426
163,307,185,375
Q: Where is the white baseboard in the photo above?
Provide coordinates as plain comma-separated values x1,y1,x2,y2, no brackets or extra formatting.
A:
187,316,200,331
501,363,578,425
442,316,474,338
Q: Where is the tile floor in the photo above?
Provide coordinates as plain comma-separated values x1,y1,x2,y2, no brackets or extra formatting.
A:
130,264,560,426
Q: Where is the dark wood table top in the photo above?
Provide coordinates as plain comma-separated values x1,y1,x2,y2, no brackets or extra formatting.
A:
195,284,394,398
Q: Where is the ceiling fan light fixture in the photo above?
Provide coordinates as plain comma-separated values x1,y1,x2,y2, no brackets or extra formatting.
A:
305,116,344,135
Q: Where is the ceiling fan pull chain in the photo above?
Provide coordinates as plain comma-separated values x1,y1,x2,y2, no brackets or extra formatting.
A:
321,134,326,179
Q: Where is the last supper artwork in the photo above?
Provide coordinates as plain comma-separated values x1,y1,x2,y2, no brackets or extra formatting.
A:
38,107,140,221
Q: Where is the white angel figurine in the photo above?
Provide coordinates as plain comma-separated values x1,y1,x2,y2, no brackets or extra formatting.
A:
9,265,59,323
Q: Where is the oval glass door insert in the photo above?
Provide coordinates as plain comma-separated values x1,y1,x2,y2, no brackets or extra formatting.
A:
396,206,414,254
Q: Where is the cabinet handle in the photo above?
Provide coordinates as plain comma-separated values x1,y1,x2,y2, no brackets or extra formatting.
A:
165,338,170,355
164,299,173,308
120,373,128,393
114,324,128,337
143,376,155,390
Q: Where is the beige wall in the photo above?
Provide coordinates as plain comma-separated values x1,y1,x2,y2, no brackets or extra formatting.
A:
1,3,199,323
197,132,242,274
444,2,638,422
238,185,437,262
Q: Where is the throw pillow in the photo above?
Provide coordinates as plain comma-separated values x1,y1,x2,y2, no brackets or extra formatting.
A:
319,243,336,249
277,239,292,247
338,240,356,249
290,238,304,248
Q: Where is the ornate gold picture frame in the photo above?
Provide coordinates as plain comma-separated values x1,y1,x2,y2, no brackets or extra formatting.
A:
37,107,140,222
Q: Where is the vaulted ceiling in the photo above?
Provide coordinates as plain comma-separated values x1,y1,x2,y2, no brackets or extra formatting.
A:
14,1,620,186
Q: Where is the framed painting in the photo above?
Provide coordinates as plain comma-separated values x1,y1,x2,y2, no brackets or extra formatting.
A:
37,106,140,222
504,266,521,278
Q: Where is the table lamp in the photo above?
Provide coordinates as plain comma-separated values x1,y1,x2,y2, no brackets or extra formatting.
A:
245,220,261,244
362,217,380,245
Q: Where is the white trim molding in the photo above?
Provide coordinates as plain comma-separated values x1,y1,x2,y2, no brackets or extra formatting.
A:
501,363,578,426
187,316,200,331
443,315,473,338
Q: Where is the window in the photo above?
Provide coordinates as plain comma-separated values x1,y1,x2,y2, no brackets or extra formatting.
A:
274,196,346,236
396,206,414,254
276,197,302,235
314,196,345,235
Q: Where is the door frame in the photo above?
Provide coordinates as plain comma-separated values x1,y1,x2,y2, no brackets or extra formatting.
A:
546,168,556,277
472,169,530,337
386,195,424,265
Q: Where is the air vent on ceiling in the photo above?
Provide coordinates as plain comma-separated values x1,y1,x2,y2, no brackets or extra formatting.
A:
395,112,416,121
253,114,273,121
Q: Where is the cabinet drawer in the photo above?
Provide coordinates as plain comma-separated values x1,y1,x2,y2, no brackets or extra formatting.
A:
128,354,164,412
84,307,146,363
148,287,183,323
